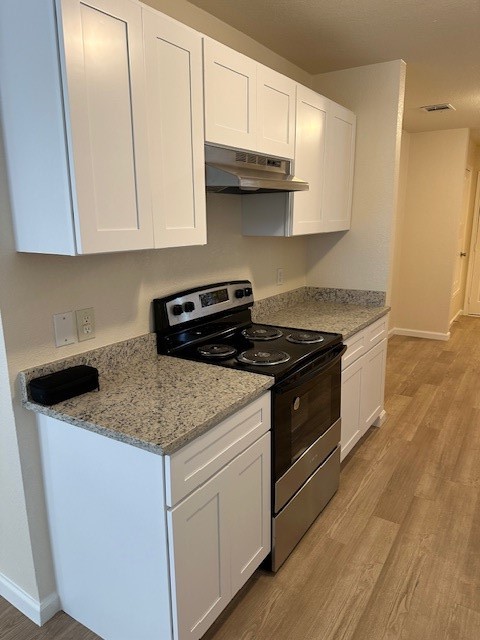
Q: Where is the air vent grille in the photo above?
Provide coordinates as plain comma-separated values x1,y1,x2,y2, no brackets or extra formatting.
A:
234,152,277,166
420,103,456,112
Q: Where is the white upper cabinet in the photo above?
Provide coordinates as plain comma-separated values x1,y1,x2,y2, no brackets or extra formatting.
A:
256,65,296,158
290,85,329,235
322,102,356,232
0,0,207,254
59,0,153,253
203,39,257,152
203,39,295,158
242,91,356,237
143,8,207,248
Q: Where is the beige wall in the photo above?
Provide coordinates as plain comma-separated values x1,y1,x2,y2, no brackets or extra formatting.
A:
0,4,310,610
391,128,469,337
306,60,406,294
389,131,411,329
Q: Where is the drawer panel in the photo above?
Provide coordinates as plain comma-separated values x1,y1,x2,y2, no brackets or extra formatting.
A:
342,330,366,369
165,392,271,507
366,315,388,349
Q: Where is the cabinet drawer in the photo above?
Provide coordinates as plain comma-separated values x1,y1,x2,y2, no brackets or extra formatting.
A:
165,393,271,507
342,314,389,370
366,315,388,349
342,330,366,369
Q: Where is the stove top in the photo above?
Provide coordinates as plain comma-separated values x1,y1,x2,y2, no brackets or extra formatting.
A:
153,281,343,382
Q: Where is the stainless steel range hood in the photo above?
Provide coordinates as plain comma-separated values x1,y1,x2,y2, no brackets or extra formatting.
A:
205,145,309,194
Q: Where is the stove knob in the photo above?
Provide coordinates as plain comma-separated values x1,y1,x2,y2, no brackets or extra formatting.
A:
172,304,183,316
244,287,252,297
183,301,195,313
235,289,245,299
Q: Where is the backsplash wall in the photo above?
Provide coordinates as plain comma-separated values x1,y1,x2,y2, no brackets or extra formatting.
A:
0,179,307,387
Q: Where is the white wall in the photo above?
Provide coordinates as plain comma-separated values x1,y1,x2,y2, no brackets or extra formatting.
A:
306,60,406,295
0,310,39,602
391,128,469,337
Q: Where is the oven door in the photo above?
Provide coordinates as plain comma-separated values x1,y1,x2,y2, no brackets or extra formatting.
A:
273,343,346,513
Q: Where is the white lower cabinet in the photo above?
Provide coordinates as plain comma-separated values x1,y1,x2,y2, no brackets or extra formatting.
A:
168,432,271,640
37,392,271,640
341,316,388,460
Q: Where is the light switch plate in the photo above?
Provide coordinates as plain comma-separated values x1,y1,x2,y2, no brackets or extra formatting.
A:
53,312,77,347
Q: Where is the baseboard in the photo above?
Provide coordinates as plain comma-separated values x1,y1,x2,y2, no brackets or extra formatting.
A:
391,328,451,341
0,571,60,625
450,309,463,326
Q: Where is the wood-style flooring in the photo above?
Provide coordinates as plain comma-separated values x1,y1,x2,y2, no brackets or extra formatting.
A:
3,315,480,640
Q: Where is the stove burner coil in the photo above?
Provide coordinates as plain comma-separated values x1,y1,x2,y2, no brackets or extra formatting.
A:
197,344,237,359
237,349,291,366
286,330,325,344
241,326,283,341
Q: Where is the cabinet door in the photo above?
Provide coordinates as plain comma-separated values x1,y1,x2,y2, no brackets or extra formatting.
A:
340,357,363,461
229,433,271,596
322,101,356,232
361,338,387,431
168,466,230,640
58,0,153,253
203,39,257,151
291,85,329,235
256,66,296,159
143,10,206,248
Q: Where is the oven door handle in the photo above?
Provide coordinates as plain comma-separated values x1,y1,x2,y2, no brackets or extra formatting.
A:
275,343,347,393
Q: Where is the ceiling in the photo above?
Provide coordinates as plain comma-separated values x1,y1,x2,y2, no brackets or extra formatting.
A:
188,0,480,141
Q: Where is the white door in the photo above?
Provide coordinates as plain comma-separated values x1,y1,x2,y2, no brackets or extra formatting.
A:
322,101,356,232
291,86,328,235
58,0,154,253
168,466,231,640
451,167,472,312
361,339,387,431
340,357,363,461
256,65,296,159
203,39,257,151
143,9,207,248
466,173,480,315
229,433,271,596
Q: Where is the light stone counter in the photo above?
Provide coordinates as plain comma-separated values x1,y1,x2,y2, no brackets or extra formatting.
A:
19,335,272,455
253,287,390,339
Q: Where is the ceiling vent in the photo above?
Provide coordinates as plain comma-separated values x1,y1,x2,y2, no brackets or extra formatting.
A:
420,103,456,113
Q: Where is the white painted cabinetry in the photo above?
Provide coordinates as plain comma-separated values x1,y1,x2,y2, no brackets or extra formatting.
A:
142,7,207,248
341,316,388,460
203,39,296,158
0,0,206,254
37,392,271,640
241,90,356,237
168,432,270,640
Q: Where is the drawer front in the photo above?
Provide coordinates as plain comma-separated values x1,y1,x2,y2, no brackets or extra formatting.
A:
165,392,271,507
366,315,388,349
342,330,366,369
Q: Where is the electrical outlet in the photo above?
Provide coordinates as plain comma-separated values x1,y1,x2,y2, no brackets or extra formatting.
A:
276,268,284,286
53,312,77,347
76,307,95,342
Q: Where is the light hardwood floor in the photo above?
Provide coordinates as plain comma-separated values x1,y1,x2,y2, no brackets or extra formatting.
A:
3,316,480,640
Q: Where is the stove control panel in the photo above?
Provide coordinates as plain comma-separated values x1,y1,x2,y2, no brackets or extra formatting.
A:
154,281,254,329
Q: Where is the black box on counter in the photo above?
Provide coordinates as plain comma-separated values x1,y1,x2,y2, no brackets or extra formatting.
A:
29,365,99,405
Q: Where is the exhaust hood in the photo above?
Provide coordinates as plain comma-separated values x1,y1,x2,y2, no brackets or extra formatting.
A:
205,145,309,194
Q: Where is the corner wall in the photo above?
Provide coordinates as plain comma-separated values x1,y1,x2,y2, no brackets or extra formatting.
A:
306,60,406,294
391,128,469,337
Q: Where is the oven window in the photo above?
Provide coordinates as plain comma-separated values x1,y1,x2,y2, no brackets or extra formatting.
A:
274,355,341,480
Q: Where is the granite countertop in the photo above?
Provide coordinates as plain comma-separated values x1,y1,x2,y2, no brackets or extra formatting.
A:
20,336,273,456
20,287,389,457
252,287,390,340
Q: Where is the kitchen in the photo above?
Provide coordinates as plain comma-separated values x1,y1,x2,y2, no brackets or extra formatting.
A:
0,0,479,639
